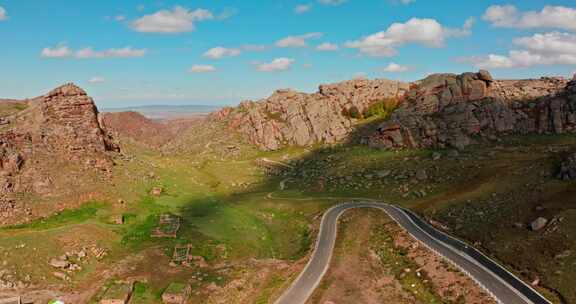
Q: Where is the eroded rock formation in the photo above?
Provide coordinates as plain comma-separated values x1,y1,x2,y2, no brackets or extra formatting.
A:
368,71,575,149
0,83,118,222
213,78,409,150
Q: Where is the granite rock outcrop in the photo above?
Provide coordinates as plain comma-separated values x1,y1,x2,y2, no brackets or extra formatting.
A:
368,71,575,149
213,78,409,150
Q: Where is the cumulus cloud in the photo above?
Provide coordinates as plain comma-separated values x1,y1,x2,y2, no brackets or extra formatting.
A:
295,4,312,14
318,0,347,6
255,58,295,72
189,65,216,73
0,6,7,21
76,47,147,58
203,47,241,59
41,44,146,59
464,32,576,69
483,5,576,31
41,45,72,58
382,62,409,72
276,32,323,48
88,76,105,84
345,17,473,57
316,42,339,51
131,6,213,33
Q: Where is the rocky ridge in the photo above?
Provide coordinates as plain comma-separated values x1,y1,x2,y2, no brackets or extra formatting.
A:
0,83,118,223
212,78,409,150
368,71,575,149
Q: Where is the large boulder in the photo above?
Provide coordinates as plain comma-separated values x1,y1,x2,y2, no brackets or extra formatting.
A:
531,217,548,231
368,71,574,150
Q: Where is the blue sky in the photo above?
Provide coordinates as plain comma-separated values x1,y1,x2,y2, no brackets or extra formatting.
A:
1,0,576,108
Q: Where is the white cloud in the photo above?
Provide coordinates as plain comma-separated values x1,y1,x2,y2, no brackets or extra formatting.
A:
41,45,72,58
41,44,146,59
115,15,126,21
0,6,7,21
483,5,576,31
203,47,241,59
256,58,295,72
88,76,105,84
464,32,576,69
316,42,339,51
276,32,323,48
318,0,347,6
76,47,147,58
345,17,473,57
295,4,312,14
382,62,409,72
189,65,216,73
131,6,213,33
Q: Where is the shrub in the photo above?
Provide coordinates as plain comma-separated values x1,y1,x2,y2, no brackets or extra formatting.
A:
347,105,362,119
363,97,399,119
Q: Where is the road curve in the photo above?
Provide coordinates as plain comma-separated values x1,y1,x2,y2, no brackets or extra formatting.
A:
274,202,552,304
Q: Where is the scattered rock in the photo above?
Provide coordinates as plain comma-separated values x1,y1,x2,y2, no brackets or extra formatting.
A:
52,272,68,281
557,153,576,180
150,186,163,196
415,169,428,181
530,217,548,231
49,258,69,269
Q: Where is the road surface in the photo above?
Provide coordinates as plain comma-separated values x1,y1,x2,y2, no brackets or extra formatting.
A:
274,202,551,304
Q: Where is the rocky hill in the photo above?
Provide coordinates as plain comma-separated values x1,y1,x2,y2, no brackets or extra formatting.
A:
212,78,409,150
368,71,575,149
0,83,118,223
214,71,576,152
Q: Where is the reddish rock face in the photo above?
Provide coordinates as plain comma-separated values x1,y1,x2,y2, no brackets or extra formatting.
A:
368,71,575,150
0,83,118,223
40,83,117,164
213,78,410,150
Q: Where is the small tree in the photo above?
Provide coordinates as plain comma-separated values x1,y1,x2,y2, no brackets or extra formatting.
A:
347,105,362,119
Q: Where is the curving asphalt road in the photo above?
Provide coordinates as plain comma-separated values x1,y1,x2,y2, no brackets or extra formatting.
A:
274,202,552,304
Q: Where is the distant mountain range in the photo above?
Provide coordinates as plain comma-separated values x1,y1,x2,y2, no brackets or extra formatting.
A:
101,104,222,119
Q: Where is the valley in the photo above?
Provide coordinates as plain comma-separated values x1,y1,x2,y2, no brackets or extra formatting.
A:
0,71,575,304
